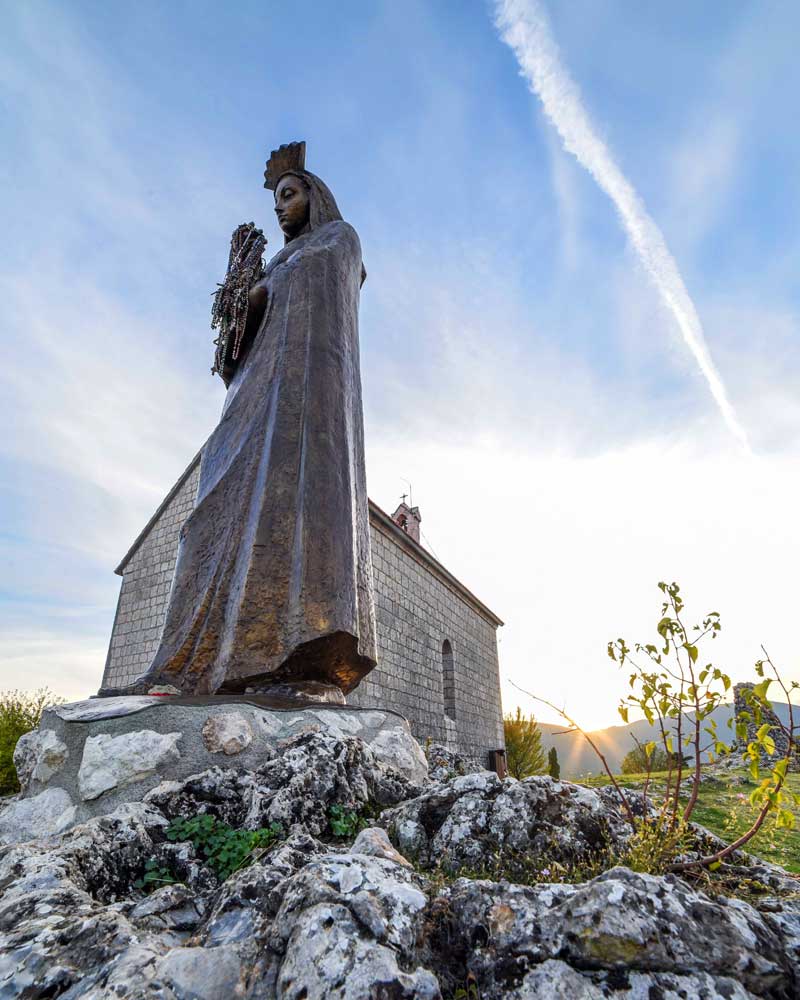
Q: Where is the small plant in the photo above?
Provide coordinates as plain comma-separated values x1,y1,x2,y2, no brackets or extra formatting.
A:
503,708,546,779
1,688,65,795
547,746,560,779
513,582,799,874
166,814,283,881
133,858,177,892
328,803,368,839
450,976,481,1000
619,814,691,876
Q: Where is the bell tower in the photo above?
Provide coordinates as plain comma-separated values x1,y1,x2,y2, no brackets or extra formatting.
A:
391,499,422,544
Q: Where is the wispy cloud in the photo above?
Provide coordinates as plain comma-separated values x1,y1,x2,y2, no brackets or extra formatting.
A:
493,0,751,454
367,434,800,730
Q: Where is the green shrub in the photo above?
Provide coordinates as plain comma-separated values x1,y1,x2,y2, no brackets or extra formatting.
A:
547,746,560,779
166,814,283,881
621,741,688,775
504,708,546,779
133,859,177,892
0,688,64,795
328,803,369,839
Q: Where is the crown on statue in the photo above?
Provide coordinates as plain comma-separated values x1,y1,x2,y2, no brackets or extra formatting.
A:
263,141,307,190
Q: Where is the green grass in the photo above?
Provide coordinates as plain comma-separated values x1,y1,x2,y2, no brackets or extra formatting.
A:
578,769,800,874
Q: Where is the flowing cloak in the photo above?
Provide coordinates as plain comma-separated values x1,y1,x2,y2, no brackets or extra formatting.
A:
142,219,377,695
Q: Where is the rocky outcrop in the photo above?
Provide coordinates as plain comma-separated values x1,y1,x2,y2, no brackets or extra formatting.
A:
0,785,76,845
272,854,439,999
425,742,475,783
1,722,799,1000
433,867,797,999
381,771,633,870
144,730,420,838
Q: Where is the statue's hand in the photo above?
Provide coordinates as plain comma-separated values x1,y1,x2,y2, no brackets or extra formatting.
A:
248,280,268,314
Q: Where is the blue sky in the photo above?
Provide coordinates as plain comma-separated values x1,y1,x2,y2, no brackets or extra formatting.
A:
2,0,799,729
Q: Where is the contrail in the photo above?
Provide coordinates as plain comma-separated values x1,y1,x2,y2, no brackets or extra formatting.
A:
494,0,751,452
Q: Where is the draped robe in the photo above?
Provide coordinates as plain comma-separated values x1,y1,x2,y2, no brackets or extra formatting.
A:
139,219,377,695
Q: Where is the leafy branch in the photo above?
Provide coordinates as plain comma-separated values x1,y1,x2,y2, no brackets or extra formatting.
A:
518,582,799,873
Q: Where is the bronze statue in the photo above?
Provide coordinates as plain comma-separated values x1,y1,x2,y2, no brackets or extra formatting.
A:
102,142,377,702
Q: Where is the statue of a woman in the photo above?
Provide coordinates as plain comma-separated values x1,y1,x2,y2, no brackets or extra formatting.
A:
105,143,377,702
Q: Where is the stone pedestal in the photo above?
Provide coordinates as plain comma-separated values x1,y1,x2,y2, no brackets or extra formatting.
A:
2,696,427,845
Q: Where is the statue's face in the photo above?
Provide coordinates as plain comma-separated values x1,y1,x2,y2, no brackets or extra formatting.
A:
274,174,310,238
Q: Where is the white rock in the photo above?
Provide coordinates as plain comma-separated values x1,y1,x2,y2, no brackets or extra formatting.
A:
154,946,243,999
506,961,754,999
304,709,365,736
275,854,429,957
202,712,253,755
368,725,429,786
52,696,158,722
277,902,440,999
78,729,182,800
13,729,68,791
0,787,76,845
508,959,605,999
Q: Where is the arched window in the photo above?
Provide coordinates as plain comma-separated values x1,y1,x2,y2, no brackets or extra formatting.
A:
442,639,456,721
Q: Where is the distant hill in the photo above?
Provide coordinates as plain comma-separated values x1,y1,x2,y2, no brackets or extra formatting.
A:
536,702,795,778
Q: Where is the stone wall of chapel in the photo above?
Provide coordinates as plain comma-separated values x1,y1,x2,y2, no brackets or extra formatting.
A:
102,471,504,766
347,523,505,765
102,463,201,690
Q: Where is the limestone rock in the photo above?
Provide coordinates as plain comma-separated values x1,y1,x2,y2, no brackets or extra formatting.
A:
351,825,413,868
367,724,428,787
273,853,440,999
501,960,754,999
0,786,76,846
0,801,204,996
55,802,170,901
197,832,326,978
146,731,417,836
425,742,475,782
128,883,206,936
438,866,797,999
202,711,254,755
381,772,632,870
0,882,161,999
78,729,183,800
13,727,69,791
152,945,244,999
2,723,799,1000
277,903,440,999
151,838,220,898
267,708,428,787
22,700,424,829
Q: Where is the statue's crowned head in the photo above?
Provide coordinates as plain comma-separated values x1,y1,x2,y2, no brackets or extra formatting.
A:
264,141,342,242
